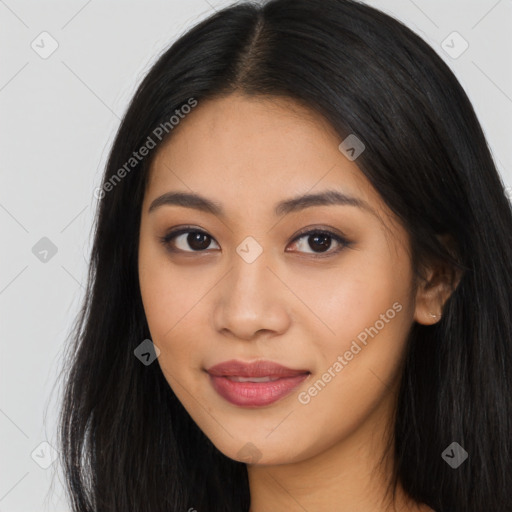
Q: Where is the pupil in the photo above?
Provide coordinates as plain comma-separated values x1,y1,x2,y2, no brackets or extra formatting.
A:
188,232,210,250
309,234,331,252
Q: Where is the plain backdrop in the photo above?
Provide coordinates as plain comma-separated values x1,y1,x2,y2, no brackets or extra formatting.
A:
1,0,511,510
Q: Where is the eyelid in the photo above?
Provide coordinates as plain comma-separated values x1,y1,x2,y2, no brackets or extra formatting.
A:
290,224,349,243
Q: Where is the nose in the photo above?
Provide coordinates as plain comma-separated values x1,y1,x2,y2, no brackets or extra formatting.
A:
212,248,291,341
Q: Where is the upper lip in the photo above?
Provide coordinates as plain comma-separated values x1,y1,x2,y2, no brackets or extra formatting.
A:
206,359,310,378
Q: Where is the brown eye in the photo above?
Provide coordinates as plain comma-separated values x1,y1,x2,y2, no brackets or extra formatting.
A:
287,229,350,256
306,233,332,252
160,228,220,253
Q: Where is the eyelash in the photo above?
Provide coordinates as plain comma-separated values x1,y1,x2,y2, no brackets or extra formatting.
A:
158,225,351,258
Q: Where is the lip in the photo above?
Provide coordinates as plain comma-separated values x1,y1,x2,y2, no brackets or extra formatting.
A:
206,359,310,407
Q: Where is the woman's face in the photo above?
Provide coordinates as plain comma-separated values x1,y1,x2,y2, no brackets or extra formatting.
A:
138,93,423,465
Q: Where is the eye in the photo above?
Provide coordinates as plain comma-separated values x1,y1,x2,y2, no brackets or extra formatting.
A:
159,226,351,256
287,228,350,256
159,227,220,253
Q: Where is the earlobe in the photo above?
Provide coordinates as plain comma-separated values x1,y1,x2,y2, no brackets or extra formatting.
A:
413,263,461,326
414,279,444,325
414,234,464,325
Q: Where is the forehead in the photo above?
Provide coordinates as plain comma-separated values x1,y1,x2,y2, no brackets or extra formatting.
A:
145,93,379,217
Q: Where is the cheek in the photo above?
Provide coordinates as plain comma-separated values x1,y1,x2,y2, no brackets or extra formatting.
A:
292,242,412,353
138,263,205,406
293,241,414,411
138,236,196,357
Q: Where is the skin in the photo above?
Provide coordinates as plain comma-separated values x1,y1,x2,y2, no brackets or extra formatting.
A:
138,93,455,511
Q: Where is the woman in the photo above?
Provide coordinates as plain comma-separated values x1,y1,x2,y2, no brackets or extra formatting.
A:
58,0,512,510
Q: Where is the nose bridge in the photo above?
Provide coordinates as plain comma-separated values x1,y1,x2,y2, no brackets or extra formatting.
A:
213,238,290,339
227,239,273,306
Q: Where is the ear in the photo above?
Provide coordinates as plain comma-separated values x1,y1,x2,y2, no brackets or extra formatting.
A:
413,235,463,326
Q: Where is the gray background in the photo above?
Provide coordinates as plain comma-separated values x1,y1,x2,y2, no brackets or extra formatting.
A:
1,0,511,510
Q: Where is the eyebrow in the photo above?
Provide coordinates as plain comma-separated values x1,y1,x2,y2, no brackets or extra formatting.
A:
148,190,373,217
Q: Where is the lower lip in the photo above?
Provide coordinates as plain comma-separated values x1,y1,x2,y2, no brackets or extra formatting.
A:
207,373,309,407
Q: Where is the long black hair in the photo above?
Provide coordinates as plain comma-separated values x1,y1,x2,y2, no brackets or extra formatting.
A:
58,0,512,510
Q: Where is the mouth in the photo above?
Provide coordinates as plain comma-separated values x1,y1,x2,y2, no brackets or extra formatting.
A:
205,359,311,407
